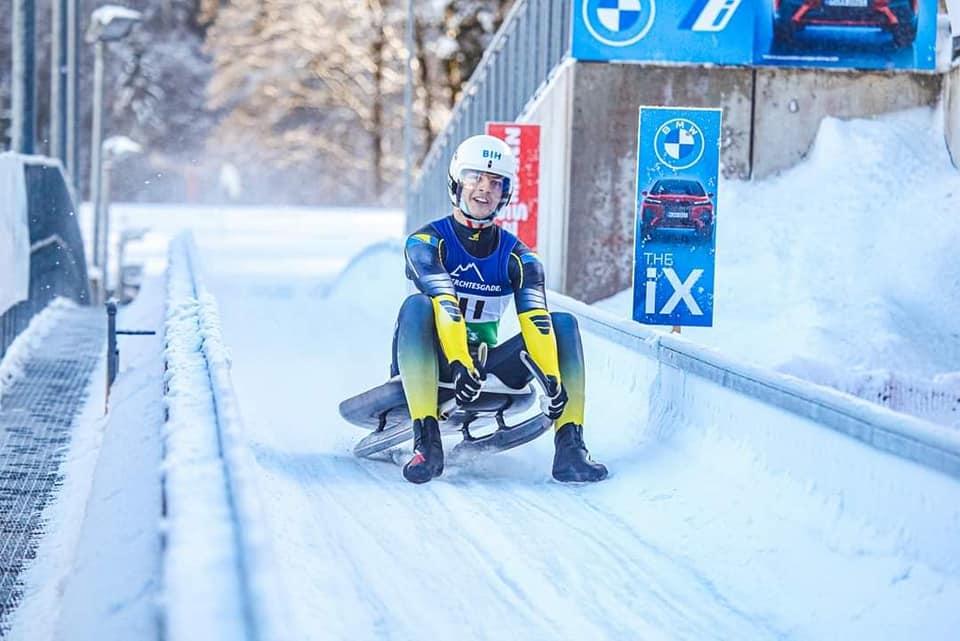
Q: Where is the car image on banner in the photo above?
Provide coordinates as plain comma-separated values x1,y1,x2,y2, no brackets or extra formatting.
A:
757,0,937,69
639,177,715,243
633,107,721,328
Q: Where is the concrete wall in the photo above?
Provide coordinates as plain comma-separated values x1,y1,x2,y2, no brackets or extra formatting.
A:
510,56,952,304
564,63,754,303
946,64,960,168
752,69,942,178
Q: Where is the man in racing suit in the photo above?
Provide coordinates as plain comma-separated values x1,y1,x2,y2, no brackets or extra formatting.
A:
394,134,608,485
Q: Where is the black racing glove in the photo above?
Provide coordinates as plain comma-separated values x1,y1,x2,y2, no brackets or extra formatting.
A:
520,350,568,422
541,375,568,421
451,360,483,405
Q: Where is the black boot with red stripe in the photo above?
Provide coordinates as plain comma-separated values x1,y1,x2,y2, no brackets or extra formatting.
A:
403,417,444,484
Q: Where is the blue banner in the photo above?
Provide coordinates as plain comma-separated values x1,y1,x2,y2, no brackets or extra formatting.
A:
572,0,755,65
633,107,721,328
755,0,937,71
571,0,938,71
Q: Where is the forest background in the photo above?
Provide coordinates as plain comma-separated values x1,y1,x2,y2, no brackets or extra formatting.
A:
0,0,515,205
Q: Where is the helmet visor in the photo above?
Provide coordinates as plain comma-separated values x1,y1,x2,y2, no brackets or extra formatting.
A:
459,169,509,196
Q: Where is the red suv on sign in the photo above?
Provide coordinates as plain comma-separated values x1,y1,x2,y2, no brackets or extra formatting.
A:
773,0,919,48
640,178,714,241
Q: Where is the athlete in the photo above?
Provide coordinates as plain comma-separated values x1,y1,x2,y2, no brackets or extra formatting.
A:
393,134,608,485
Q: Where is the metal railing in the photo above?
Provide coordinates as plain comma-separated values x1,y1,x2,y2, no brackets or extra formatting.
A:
0,159,90,362
408,0,572,230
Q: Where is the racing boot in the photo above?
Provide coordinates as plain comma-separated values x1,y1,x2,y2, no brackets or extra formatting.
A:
552,423,608,483
403,416,444,484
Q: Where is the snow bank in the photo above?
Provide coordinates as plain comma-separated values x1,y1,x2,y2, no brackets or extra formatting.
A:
322,239,405,300
0,298,77,408
163,233,290,641
597,107,960,428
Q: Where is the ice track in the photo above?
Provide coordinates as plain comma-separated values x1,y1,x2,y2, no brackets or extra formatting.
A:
148,207,960,641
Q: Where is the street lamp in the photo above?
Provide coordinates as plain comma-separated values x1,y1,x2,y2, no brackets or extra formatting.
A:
85,5,141,302
100,135,141,297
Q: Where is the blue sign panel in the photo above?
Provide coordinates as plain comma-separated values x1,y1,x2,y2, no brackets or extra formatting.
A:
754,0,938,71
572,0,938,71
633,107,721,328
572,0,755,65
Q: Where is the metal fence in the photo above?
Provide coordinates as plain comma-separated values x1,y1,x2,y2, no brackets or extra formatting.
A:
408,0,572,231
0,160,90,361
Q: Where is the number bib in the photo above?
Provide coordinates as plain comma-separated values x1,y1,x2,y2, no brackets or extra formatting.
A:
433,217,518,346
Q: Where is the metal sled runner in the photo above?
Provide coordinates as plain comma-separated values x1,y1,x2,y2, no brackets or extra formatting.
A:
339,374,552,460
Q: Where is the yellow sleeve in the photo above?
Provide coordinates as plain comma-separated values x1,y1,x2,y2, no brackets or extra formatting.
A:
432,294,475,368
518,310,561,382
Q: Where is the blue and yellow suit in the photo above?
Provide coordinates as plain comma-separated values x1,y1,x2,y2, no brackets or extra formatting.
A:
392,215,586,430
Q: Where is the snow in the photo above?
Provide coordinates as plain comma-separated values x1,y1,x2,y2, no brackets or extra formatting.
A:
0,298,77,409
187,210,959,640
4,303,107,641
54,277,165,641
7,108,960,640
161,235,249,641
0,298,104,641
177,233,293,641
103,136,143,159
596,107,960,428
6,277,164,641
89,6,143,29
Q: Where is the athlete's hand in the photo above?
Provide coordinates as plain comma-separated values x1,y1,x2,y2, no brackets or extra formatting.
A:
541,375,568,421
519,350,568,422
451,361,483,405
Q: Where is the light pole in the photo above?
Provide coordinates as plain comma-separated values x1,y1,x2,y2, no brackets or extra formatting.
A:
51,0,69,164
100,135,141,297
85,5,141,301
11,0,37,154
66,0,78,177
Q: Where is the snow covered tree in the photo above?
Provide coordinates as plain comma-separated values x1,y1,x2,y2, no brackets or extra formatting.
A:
2,0,516,204
205,0,513,205
205,0,407,203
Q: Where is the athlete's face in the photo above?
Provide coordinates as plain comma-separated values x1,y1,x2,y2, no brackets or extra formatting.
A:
460,169,505,219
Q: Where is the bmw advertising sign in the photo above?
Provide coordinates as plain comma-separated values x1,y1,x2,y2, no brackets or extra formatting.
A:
572,0,938,71
572,0,755,64
634,107,722,328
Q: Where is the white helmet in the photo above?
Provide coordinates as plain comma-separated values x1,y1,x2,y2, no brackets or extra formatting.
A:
447,134,517,223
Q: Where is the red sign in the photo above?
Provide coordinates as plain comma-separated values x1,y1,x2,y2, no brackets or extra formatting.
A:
485,122,540,251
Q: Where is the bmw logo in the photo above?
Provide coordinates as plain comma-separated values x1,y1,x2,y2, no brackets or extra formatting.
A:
654,118,706,171
583,0,656,48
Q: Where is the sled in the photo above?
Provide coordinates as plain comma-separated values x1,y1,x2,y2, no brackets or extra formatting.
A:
339,350,553,460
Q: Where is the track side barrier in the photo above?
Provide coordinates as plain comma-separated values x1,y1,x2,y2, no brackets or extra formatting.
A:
550,292,960,481
551,292,960,575
163,232,290,641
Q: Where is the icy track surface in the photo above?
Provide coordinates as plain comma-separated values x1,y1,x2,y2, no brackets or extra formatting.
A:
113,204,957,641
